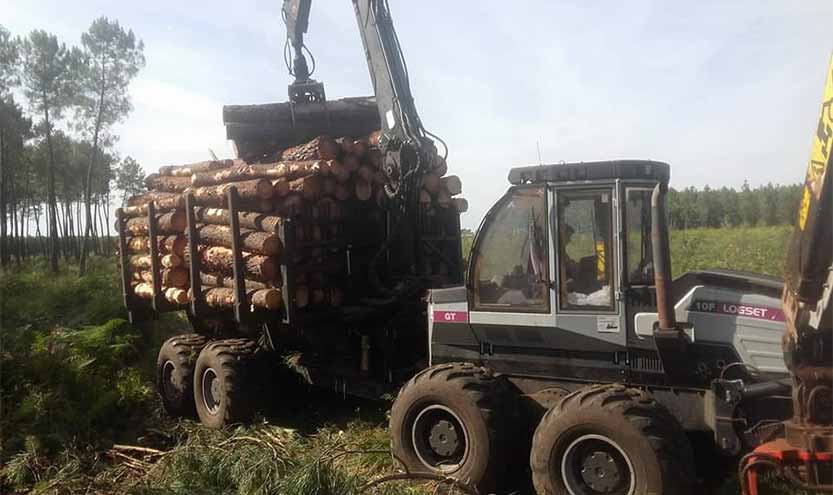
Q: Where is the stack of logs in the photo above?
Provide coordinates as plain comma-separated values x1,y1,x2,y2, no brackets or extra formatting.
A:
119,132,466,313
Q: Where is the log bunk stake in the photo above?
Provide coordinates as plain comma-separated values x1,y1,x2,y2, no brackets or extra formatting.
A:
227,186,248,324
185,193,206,318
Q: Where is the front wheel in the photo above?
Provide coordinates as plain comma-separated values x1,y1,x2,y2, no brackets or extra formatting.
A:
389,362,518,493
530,384,695,495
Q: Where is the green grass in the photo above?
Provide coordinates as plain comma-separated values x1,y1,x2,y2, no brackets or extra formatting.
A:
0,227,802,493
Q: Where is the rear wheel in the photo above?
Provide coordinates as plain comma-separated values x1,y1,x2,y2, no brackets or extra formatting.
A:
193,338,259,428
530,384,695,495
389,362,518,493
156,333,208,417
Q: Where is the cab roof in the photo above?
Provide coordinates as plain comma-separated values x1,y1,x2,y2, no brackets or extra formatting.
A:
508,160,670,185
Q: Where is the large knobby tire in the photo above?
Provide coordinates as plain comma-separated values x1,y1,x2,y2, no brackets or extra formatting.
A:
390,362,518,493
193,338,258,428
530,384,695,495
156,333,208,417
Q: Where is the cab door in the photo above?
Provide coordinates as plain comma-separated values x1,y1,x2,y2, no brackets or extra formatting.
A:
550,184,627,381
466,185,558,375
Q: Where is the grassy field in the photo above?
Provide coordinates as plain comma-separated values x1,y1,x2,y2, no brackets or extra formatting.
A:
0,226,797,494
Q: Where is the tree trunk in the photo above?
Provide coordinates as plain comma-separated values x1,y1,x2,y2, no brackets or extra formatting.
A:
132,267,189,288
190,178,274,207
158,159,233,177
144,174,192,193
200,286,282,310
129,253,182,270
194,245,278,282
191,159,327,187
196,223,282,255
133,282,189,305
198,271,268,291
281,136,339,161
126,235,187,256
126,191,184,210
123,211,186,236
193,207,285,233
0,127,7,268
44,105,60,273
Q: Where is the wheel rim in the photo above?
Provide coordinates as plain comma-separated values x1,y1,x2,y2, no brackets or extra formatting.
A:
161,360,178,400
411,405,469,473
561,434,635,495
201,368,221,415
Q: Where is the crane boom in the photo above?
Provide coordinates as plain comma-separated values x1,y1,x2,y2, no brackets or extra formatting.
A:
281,0,440,199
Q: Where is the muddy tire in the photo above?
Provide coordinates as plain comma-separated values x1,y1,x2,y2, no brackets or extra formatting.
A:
193,338,258,428
390,362,518,493
156,333,208,418
530,384,695,495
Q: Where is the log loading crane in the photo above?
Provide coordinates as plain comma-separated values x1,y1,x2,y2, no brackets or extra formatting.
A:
133,1,831,493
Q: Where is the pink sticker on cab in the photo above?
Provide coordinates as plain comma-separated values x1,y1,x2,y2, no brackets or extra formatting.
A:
433,311,468,323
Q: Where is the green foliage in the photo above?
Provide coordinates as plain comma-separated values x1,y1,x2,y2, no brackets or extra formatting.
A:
117,155,145,204
668,183,801,230
0,24,20,96
19,30,82,124
670,225,792,278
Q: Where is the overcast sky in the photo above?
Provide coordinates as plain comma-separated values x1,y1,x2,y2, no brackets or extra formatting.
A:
4,0,832,228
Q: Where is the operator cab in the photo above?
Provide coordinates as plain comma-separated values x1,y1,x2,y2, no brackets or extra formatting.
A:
431,160,671,383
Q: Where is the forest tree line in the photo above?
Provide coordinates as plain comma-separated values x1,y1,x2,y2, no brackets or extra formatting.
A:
0,20,145,273
667,182,801,229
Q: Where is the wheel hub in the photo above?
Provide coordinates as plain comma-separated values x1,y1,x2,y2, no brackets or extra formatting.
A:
562,434,635,495
428,419,460,456
202,368,221,415
411,405,469,473
162,361,178,399
580,450,620,492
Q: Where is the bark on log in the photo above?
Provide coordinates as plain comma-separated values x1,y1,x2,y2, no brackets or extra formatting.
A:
188,178,273,207
191,160,325,187
200,286,282,310
194,207,285,233
133,268,189,288
436,189,452,208
357,164,375,183
196,246,278,282
322,177,337,197
334,183,350,201
129,254,182,270
326,160,350,182
133,282,189,305
124,211,186,235
288,175,322,201
311,198,344,221
273,178,290,197
126,235,187,256
127,191,184,208
354,179,372,201
421,174,441,194
335,136,354,155
343,154,359,173
199,272,268,291
144,174,192,193
159,159,234,177
281,136,339,161
441,175,462,196
432,157,448,177
196,224,282,256
453,197,469,213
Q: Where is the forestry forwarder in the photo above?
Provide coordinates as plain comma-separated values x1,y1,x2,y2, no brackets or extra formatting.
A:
115,2,831,493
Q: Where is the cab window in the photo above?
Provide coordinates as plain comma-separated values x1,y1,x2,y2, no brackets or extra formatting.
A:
625,188,654,285
472,186,549,312
557,189,614,310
